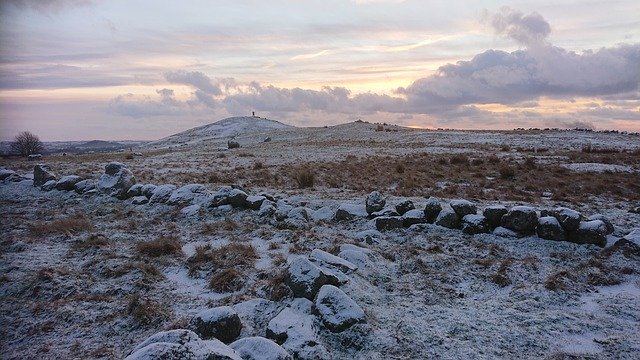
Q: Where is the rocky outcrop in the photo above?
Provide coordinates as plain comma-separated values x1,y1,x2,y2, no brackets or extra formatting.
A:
285,257,340,300
55,175,83,191
96,162,136,199
33,164,55,187
500,206,537,233
191,306,243,343
314,285,366,332
536,216,566,241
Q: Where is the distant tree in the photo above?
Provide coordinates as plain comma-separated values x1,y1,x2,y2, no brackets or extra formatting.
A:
11,131,44,156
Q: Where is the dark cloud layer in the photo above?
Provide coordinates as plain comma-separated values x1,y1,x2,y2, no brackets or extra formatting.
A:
490,6,551,46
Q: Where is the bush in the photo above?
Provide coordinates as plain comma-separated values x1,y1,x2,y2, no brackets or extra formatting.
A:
136,236,183,257
11,131,44,156
294,168,315,188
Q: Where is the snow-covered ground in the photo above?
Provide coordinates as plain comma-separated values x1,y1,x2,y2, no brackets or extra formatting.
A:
1,118,639,359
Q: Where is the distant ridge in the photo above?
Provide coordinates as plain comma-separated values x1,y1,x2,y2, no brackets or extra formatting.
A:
146,116,293,148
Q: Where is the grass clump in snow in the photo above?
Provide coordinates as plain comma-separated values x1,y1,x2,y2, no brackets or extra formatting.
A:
187,243,257,276
136,235,183,258
293,168,315,188
126,294,171,326
29,215,93,236
71,233,110,251
209,268,245,292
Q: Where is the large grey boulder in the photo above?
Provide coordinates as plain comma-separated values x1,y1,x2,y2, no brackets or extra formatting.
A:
33,164,55,187
229,337,292,360
0,168,15,181
131,196,149,205
258,200,277,217
501,206,538,233
365,191,386,215
402,209,426,227
536,216,566,241
587,214,614,234
461,214,490,235
335,203,368,221
246,195,267,210
434,209,460,229
191,306,242,343
375,216,404,231
126,329,242,360
126,183,143,198
314,285,366,332
483,205,508,228
41,179,57,191
210,186,248,208
141,184,157,198
74,179,96,194
96,162,136,199
569,220,608,247
395,200,415,215
423,196,442,223
149,184,177,204
128,329,201,355
450,199,477,218
266,299,328,359
55,175,83,191
309,249,357,272
167,184,210,206
549,207,583,232
285,257,340,300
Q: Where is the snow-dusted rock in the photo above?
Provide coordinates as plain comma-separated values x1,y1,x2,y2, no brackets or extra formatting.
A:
450,199,477,218
131,196,149,205
314,285,366,332
622,228,640,247
395,200,415,215
461,214,490,235
375,216,404,231
266,299,328,359
335,203,368,221
232,298,280,338
570,220,608,247
55,175,83,191
141,184,157,199
228,140,240,149
338,249,370,269
310,249,358,272
210,186,248,208
423,196,442,223
73,179,95,194
258,200,277,217
365,191,386,215
370,208,400,218
191,306,242,343
246,195,266,210
402,209,426,227
127,337,242,360
167,184,209,206
41,179,57,191
149,184,177,204
33,164,55,187
483,205,508,228
126,183,143,198
355,229,382,244
278,207,310,229
181,204,202,219
285,257,340,300
434,209,460,229
310,206,334,222
587,214,614,234
501,206,538,233
230,337,292,360
96,162,136,199
129,329,201,355
274,202,293,221
493,226,520,238
549,207,583,232
536,216,566,241
0,168,15,181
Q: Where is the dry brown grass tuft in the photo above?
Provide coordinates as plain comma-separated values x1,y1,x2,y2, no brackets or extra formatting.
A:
136,236,183,258
293,168,315,188
29,215,94,236
71,233,110,251
449,154,469,165
209,268,245,292
187,243,258,275
499,165,516,179
126,294,170,325
265,269,291,301
201,218,238,234
544,270,575,291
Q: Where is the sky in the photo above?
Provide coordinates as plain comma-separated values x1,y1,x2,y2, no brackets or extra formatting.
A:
0,0,639,141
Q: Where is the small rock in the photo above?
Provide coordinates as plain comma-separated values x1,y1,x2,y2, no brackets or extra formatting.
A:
210,186,248,208
314,285,366,332
55,175,83,191
149,184,177,204
264,137,272,142
434,209,460,229
335,203,368,221
191,306,242,343
450,199,477,218
374,216,404,231
402,209,426,227
370,208,399,218
354,229,382,245
229,337,292,360
365,191,386,215
310,249,358,272
536,216,566,241
482,205,508,228
96,162,136,199
493,226,520,238
129,329,200,355
141,184,157,198
131,196,149,205
126,183,143,198
310,206,334,222
27,154,42,161
500,206,537,233
0,168,16,181
246,195,267,210
74,179,95,194
622,228,640,247
258,201,277,217
228,140,240,149
423,196,442,223
587,214,614,234
285,257,339,300
395,200,415,215
569,220,608,247
549,207,583,232
41,179,57,191
33,164,56,187
461,214,490,234
167,184,210,206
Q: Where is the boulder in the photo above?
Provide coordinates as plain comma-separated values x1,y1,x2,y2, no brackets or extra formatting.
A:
365,191,385,214
622,228,640,247
55,175,83,191
483,205,508,228
569,220,608,247
41,179,57,191
549,207,583,232
191,306,242,343
285,257,340,300
274,202,293,222
126,183,143,198
354,229,382,245
246,195,266,210
423,196,442,223
314,285,366,332
0,168,15,181
131,196,149,205
33,164,55,187
126,329,242,360
434,209,460,229
229,337,292,360
395,200,415,215
450,199,477,218
310,206,334,222
129,329,201,355
500,206,538,233
402,209,426,227
74,179,96,194
536,216,566,241
335,203,368,221
266,299,328,359
587,214,614,234
461,214,490,235
309,249,358,272
375,216,404,231
338,247,370,269
210,186,248,208
493,226,520,238
167,184,210,206
96,162,136,199
258,201,277,217
141,184,157,198
370,208,400,218
149,184,177,204
232,298,280,338
228,140,240,149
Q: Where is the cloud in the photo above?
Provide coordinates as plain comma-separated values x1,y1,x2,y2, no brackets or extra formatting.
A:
2,0,92,13
489,6,551,47
107,90,186,118
164,71,222,96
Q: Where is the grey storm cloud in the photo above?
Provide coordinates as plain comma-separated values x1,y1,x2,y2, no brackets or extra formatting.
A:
489,6,551,46
2,0,92,13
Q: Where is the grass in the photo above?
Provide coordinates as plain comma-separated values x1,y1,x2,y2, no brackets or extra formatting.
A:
209,268,245,292
126,294,170,326
136,236,183,258
201,218,238,234
29,215,94,236
71,233,110,251
187,243,258,275
293,168,315,188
